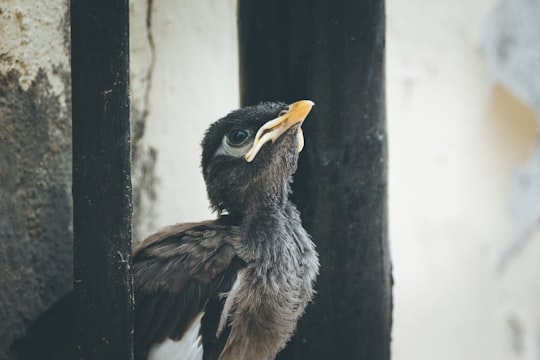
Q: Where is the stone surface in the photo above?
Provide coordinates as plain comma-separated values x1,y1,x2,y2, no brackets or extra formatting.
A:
0,64,71,360
0,1,71,358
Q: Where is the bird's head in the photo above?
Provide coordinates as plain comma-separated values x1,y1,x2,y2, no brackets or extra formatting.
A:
201,100,314,216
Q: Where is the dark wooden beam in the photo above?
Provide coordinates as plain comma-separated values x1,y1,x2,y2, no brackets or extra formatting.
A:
238,1,391,359
71,0,133,358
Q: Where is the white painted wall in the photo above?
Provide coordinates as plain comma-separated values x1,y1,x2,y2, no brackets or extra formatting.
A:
388,0,540,359
130,0,239,240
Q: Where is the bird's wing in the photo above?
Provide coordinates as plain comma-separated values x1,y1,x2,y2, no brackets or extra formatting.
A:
10,292,76,360
133,218,244,359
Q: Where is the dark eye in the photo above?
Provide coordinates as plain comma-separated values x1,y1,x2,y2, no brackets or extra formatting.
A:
227,129,251,146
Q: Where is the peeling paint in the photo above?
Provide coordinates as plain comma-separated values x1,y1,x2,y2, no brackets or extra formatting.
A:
487,85,538,164
484,0,540,269
483,1,540,358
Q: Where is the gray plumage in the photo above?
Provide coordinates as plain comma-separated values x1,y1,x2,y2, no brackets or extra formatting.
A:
136,101,319,359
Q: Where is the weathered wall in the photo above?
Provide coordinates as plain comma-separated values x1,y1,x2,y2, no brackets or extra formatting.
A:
388,0,540,359
0,1,72,359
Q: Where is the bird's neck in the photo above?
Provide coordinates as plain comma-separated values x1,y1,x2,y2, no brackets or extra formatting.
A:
238,178,292,217
235,199,303,263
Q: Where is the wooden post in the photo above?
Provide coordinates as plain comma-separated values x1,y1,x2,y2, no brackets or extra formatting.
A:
71,0,134,358
238,0,391,359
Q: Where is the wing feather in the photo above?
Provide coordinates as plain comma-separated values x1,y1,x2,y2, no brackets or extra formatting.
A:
133,219,243,359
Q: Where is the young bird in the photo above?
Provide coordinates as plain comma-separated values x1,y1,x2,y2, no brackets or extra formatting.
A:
13,100,319,360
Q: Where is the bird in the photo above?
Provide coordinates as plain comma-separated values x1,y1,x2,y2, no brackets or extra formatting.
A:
12,100,319,360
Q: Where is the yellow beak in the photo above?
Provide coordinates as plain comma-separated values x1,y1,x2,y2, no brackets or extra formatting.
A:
245,100,315,162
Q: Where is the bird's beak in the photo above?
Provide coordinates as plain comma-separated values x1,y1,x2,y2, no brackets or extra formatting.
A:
245,100,315,162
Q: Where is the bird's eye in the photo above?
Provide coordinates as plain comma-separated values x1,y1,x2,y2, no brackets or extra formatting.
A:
278,106,289,117
227,129,251,147
215,128,253,158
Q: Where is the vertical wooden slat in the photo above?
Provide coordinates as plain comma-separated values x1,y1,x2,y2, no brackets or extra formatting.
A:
238,1,391,359
71,0,133,358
